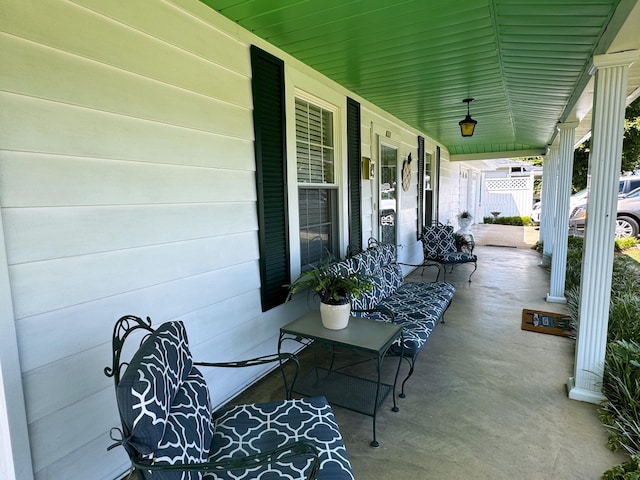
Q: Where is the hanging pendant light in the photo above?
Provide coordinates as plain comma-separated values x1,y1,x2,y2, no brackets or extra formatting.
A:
459,98,477,137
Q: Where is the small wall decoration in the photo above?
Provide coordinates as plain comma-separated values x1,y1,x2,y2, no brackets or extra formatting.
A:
362,157,371,179
362,157,375,179
401,152,412,191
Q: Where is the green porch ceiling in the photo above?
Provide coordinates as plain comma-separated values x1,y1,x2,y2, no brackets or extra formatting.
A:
201,0,636,159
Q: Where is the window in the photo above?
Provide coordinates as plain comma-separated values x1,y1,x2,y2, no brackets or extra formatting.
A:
295,97,338,268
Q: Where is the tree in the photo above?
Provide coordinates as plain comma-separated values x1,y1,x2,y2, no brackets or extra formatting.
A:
622,96,640,173
572,96,640,190
572,141,590,191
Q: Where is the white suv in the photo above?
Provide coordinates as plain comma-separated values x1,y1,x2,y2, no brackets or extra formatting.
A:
618,175,640,196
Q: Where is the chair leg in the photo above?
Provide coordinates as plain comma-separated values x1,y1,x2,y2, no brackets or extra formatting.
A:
399,353,417,398
421,263,441,282
468,261,478,282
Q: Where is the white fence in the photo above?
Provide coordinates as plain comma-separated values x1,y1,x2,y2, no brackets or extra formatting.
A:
480,176,534,220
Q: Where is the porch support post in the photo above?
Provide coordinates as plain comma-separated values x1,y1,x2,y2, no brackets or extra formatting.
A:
546,122,578,303
568,50,639,403
540,145,559,266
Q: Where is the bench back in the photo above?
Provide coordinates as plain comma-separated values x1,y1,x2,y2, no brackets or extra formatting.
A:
110,318,213,480
332,242,403,310
421,224,457,259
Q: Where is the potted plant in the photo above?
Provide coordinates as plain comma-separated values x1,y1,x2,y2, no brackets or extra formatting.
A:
286,256,373,330
453,232,474,253
456,211,473,234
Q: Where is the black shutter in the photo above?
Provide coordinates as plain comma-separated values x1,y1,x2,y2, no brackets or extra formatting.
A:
346,97,362,254
417,135,425,240
250,46,289,311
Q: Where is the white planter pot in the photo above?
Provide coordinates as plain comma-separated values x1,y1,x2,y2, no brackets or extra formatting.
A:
320,301,351,330
457,216,473,235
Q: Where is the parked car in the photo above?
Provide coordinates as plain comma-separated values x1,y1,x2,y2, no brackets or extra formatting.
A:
531,201,541,225
529,187,588,226
618,175,640,196
569,187,640,238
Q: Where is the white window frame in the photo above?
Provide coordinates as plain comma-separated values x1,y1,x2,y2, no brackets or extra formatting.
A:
293,93,340,270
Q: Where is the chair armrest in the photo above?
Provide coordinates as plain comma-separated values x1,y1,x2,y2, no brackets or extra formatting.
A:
131,440,319,479
194,352,297,369
352,305,396,323
398,261,426,268
194,353,299,400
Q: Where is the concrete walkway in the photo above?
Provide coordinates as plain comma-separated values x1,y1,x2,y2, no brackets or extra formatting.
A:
232,225,625,479
472,223,540,249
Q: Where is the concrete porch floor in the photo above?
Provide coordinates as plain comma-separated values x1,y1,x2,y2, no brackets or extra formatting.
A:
232,224,626,479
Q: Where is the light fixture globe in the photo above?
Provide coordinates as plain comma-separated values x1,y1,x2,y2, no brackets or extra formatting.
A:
459,98,477,137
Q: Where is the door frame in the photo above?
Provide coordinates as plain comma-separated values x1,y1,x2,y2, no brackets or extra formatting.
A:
376,135,400,244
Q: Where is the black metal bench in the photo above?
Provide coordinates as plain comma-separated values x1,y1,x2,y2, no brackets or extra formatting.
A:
105,315,354,480
329,241,455,398
420,222,478,282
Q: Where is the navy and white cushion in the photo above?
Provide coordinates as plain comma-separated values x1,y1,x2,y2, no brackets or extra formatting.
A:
208,396,354,480
116,321,213,480
115,321,354,480
422,224,457,258
353,281,455,355
153,368,213,474
345,243,455,357
439,250,477,264
421,225,477,264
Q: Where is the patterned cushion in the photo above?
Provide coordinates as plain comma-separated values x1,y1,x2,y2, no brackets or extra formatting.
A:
347,245,404,310
207,396,354,480
331,241,455,358
325,257,358,277
151,367,214,480
350,274,386,311
379,263,403,297
375,243,397,266
352,281,456,356
439,251,477,264
352,248,382,277
117,321,194,459
422,225,457,258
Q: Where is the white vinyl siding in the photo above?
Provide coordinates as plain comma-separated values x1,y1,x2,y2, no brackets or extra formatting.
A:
0,1,456,478
0,1,271,478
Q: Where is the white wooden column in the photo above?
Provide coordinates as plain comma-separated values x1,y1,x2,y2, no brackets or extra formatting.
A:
568,50,639,403
0,206,33,480
540,145,559,266
546,123,578,303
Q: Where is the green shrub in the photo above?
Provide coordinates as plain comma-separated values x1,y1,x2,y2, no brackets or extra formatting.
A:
616,237,639,252
532,240,544,254
482,215,531,226
608,295,640,344
600,341,640,457
568,235,585,250
565,286,580,333
612,255,640,299
603,455,640,479
565,238,585,291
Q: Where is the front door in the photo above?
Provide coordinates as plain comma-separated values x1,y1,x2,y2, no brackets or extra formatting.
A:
379,143,398,245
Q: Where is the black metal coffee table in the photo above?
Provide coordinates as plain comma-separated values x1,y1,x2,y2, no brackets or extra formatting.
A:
278,312,403,447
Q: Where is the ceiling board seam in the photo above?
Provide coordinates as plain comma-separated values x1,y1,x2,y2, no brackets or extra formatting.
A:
488,0,516,141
